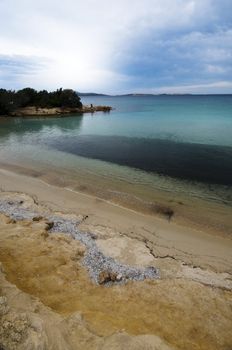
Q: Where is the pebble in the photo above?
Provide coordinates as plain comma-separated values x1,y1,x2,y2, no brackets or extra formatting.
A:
0,198,159,285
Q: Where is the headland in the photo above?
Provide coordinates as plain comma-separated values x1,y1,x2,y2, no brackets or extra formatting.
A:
9,105,112,117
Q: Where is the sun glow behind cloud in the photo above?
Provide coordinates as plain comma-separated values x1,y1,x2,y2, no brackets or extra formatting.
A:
0,0,231,93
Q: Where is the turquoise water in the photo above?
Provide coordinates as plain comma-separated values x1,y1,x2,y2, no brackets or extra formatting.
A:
0,95,232,191
80,95,232,146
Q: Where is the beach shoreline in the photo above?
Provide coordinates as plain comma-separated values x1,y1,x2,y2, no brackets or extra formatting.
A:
0,168,232,349
0,167,231,273
0,158,231,238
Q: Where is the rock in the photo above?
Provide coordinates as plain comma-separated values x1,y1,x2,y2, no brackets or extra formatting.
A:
98,271,120,284
0,263,5,273
0,312,29,347
71,246,86,261
10,219,16,224
0,297,10,316
109,272,117,282
116,274,123,281
98,271,111,284
41,231,49,239
32,216,43,222
45,221,54,230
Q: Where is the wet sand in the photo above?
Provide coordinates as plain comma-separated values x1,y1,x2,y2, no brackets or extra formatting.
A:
0,167,231,272
0,169,232,350
0,160,231,238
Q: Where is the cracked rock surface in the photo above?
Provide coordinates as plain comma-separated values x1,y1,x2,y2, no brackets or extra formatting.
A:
0,193,159,285
0,191,232,350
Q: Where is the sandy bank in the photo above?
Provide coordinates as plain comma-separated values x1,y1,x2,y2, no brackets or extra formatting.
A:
0,172,232,349
0,220,172,350
0,193,231,350
0,168,231,273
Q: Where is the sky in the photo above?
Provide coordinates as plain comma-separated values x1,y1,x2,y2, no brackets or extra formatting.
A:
0,0,232,94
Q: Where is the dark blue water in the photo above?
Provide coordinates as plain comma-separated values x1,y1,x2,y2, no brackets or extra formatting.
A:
49,135,232,185
0,95,232,187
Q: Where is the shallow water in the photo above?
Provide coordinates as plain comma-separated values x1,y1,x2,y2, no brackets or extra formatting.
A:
0,95,232,208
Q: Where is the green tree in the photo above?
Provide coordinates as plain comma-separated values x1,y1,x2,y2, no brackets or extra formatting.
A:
0,88,82,115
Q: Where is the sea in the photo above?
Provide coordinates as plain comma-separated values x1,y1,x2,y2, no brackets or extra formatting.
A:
0,95,232,226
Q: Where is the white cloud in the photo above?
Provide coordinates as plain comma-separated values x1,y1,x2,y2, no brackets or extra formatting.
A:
139,81,232,94
206,65,225,74
0,0,231,92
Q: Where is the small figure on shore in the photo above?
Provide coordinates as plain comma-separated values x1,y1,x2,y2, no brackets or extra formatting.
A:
90,103,93,108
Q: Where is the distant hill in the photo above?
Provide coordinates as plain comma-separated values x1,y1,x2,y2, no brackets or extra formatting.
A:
77,92,232,97
77,92,109,97
115,93,193,97
77,92,193,97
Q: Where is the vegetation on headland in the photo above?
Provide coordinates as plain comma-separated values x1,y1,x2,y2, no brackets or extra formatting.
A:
0,88,83,116
0,88,112,116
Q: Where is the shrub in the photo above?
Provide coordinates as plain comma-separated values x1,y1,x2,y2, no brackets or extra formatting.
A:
0,88,82,115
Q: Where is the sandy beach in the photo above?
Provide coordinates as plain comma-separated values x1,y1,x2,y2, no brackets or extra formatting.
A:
0,168,232,350
1,0,232,348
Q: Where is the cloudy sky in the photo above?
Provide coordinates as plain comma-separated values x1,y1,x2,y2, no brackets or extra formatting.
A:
0,0,232,93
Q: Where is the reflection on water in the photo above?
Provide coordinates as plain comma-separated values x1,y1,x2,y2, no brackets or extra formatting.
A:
0,114,84,139
0,95,232,209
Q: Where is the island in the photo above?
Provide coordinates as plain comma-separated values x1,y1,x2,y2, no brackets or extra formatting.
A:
0,87,112,117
